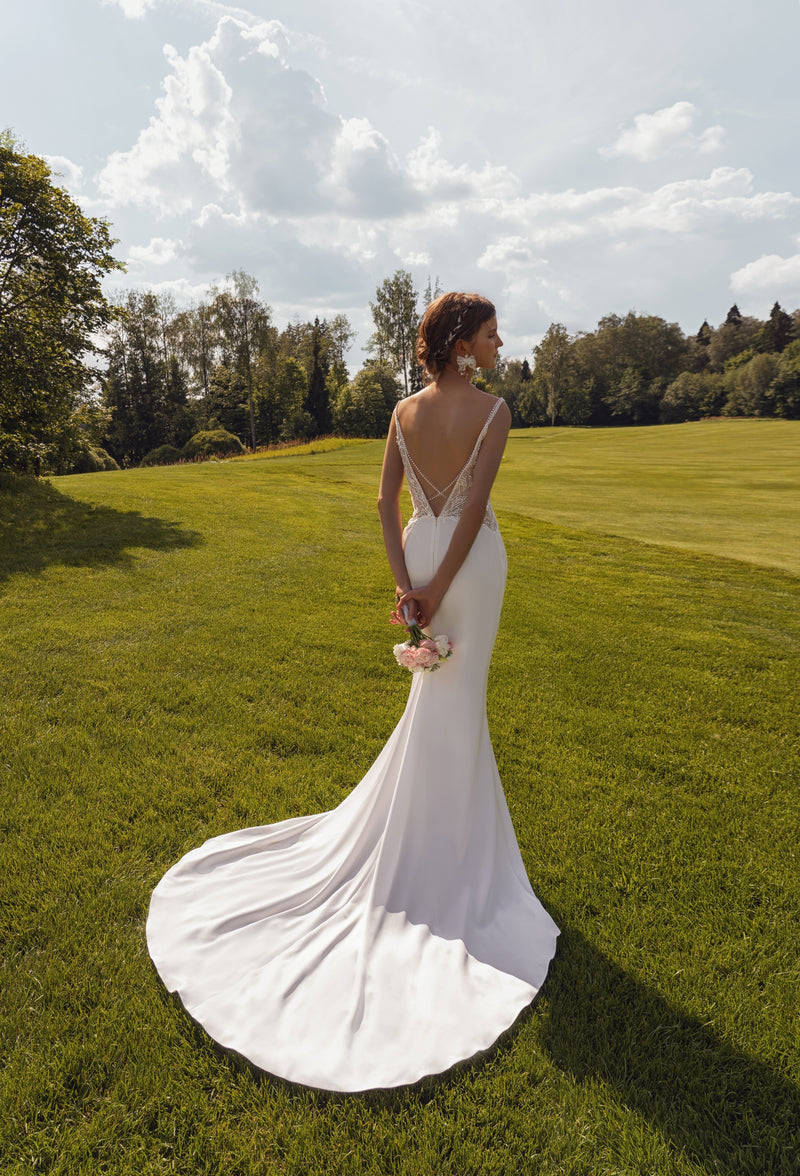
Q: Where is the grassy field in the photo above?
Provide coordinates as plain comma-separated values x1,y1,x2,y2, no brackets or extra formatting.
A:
1,421,798,1175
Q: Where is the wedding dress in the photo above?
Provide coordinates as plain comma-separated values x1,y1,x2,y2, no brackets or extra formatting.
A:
146,398,559,1091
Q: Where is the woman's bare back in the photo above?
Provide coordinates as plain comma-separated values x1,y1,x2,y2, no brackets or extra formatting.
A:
394,386,501,513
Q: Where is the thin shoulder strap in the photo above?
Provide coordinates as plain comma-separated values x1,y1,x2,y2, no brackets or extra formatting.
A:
465,398,503,470
394,397,503,497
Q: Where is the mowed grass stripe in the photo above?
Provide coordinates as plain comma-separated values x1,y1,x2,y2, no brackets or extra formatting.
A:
0,422,798,1176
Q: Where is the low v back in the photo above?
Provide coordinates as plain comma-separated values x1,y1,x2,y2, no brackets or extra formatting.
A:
394,399,502,531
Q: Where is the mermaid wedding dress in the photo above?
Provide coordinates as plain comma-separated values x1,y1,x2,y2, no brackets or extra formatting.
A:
146,399,559,1091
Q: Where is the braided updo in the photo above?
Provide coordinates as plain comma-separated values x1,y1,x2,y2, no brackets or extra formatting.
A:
416,292,496,379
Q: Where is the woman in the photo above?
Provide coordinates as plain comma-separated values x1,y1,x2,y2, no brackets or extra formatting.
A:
146,292,559,1092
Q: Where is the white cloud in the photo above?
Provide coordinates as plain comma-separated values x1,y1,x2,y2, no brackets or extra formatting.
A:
401,251,432,267
99,37,238,212
101,0,156,17
321,117,416,216
44,154,84,193
77,7,800,358
128,236,181,266
498,169,798,246
730,252,800,293
600,101,725,162
407,128,518,202
477,237,539,270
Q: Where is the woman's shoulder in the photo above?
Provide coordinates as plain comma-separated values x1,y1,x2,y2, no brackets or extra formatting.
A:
394,388,434,426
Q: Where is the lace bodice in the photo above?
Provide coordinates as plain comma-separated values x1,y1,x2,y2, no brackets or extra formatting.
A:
394,399,501,533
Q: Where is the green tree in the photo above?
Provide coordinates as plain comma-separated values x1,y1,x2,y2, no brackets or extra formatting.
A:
696,320,712,347
723,352,779,417
174,301,218,402
303,317,331,434
333,362,400,437
102,290,192,464
0,133,122,472
707,313,762,372
212,271,272,450
256,355,306,443
530,323,574,426
660,371,725,422
204,363,249,440
368,270,419,397
760,301,793,354
770,339,800,418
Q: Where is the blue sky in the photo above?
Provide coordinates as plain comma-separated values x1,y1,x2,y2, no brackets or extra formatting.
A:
5,0,800,367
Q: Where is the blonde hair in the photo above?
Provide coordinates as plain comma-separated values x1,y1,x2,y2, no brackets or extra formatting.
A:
416,292,496,378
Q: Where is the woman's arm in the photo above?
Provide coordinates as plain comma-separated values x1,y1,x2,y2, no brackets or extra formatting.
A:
377,413,413,600
397,400,510,628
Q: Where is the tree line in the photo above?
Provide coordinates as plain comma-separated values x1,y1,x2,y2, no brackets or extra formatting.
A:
2,135,799,476
489,303,800,428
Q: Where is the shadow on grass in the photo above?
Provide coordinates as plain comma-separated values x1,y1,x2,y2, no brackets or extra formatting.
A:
538,925,799,1176
0,474,202,585
160,926,799,1174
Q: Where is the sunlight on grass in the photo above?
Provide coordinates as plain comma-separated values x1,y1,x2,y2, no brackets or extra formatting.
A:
497,418,800,575
1,422,798,1175
228,436,370,462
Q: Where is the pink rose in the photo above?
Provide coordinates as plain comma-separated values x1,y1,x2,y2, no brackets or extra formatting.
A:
393,643,417,669
413,645,440,668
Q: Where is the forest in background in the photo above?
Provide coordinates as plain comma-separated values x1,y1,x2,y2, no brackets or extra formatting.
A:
2,135,800,476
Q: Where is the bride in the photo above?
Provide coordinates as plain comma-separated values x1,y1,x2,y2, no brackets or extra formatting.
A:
146,292,559,1092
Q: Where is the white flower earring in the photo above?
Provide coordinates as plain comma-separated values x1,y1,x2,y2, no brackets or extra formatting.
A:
456,354,477,381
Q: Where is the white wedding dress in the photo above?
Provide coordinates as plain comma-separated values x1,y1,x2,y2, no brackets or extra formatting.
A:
147,399,559,1091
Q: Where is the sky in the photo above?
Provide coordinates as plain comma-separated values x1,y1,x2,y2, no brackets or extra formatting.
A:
4,0,800,369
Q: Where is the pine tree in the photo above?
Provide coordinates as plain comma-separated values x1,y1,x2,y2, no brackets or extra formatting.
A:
696,320,712,346
761,301,793,354
304,318,331,434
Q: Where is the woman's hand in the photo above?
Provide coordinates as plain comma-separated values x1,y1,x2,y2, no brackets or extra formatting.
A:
396,584,442,631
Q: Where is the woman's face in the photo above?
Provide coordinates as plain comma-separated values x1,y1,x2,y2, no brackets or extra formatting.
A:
468,316,503,369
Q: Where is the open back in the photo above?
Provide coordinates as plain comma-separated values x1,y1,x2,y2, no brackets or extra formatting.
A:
394,398,502,530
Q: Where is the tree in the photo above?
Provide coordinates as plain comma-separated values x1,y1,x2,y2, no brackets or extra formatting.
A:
696,320,712,346
760,301,793,354
255,355,306,444
770,339,800,418
707,313,761,372
0,133,122,472
368,270,419,397
332,362,400,437
212,271,272,450
303,317,331,434
174,301,218,401
531,323,574,425
422,275,443,308
660,371,725,422
102,290,192,464
723,352,779,417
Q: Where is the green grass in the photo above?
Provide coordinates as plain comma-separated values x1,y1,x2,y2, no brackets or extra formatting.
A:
497,419,800,576
1,421,798,1175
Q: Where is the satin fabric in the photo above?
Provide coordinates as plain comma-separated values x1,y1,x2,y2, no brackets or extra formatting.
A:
146,515,559,1091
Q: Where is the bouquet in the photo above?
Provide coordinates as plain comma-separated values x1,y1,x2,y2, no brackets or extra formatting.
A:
391,604,453,674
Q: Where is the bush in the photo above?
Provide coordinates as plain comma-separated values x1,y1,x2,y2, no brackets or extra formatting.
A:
182,429,245,460
68,445,120,474
140,444,184,468
93,447,120,471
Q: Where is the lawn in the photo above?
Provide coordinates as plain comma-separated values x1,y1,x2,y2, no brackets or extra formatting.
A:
1,421,798,1175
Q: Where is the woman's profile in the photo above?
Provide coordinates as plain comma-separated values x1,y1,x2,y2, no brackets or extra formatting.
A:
146,291,559,1091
